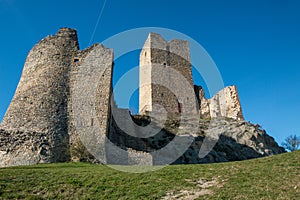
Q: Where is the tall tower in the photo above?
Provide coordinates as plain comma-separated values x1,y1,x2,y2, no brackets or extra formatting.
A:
1,28,78,133
0,28,79,162
139,33,197,115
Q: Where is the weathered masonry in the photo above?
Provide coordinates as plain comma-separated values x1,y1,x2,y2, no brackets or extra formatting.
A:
0,28,284,167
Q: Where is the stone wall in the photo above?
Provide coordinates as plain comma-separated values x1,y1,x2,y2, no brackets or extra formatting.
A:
0,129,52,167
194,85,244,120
208,86,244,120
68,44,114,162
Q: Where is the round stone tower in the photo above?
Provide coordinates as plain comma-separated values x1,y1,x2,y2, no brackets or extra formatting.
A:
1,28,79,162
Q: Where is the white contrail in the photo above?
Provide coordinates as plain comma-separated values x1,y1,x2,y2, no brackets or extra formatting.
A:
88,0,107,46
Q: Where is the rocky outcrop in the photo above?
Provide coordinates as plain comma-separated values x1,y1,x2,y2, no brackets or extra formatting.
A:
176,117,285,164
106,112,285,165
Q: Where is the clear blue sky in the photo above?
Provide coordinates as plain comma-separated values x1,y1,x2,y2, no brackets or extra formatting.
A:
0,0,299,145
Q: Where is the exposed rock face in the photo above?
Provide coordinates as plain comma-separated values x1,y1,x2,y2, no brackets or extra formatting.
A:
107,113,285,165
176,118,285,164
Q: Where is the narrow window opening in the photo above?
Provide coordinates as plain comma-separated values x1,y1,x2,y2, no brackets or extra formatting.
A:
176,98,182,113
178,102,182,113
73,57,81,64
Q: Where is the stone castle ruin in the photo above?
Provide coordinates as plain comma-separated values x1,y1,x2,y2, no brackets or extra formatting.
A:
139,32,244,120
0,28,284,167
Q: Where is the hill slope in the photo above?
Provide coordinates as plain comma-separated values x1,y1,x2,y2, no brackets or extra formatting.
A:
0,150,299,199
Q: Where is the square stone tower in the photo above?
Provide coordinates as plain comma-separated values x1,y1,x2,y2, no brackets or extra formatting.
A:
139,33,198,115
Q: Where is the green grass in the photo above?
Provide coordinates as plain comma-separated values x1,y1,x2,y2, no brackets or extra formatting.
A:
0,150,299,199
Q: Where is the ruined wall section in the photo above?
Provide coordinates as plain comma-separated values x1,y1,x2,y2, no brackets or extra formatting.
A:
68,44,114,161
0,28,79,165
209,86,244,120
194,84,244,120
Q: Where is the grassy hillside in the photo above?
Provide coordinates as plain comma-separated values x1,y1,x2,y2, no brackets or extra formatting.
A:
0,151,299,199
